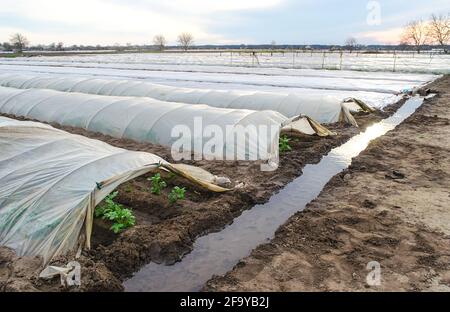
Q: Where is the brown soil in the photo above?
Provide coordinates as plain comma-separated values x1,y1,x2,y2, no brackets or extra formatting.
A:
0,93,407,292
204,76,450,292
0,247,123,292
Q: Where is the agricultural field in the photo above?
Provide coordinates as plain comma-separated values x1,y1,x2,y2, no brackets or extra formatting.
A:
1,49,448,295
2,51,449,74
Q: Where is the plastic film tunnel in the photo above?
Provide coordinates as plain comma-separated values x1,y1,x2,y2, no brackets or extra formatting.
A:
0,116,229,264
0,86,334,167
0,74,373,126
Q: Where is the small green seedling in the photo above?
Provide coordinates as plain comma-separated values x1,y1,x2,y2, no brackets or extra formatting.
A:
95,191,135,234
148,173,167,195
279,135,292,153
124,184,133,193
168,186,186,204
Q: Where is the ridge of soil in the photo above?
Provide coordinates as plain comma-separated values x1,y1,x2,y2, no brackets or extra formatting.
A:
204,76,450,292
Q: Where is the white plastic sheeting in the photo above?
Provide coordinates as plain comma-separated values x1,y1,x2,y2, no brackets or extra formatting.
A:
0,56,441,79
0,74,370,124
0,57,440,84
0,65,409,109
0,116,168,263
0,117,230,264
3,51,442,75
0,86,331,166
0,62,413,93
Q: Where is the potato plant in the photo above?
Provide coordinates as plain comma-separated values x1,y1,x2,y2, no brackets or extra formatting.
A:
95,191,136,234
279,135,292,153
168,186,186,204
149,173,167,195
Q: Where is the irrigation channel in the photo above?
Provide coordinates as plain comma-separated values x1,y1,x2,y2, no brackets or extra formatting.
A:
124,96,427,292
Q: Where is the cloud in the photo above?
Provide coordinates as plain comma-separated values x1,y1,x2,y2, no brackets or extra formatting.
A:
0,0,283,45
163,0,282,12
356,27,404,45
1,0,448,46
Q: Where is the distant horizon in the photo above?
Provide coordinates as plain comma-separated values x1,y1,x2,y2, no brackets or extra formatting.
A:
3,42,448,50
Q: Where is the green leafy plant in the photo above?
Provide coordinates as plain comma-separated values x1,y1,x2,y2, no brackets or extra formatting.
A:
124,184,133,193
95,191,135,234
168,186,186,204
279,135,292,153
148,173,167,195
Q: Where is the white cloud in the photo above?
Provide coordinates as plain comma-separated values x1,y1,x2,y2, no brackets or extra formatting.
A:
163,0,282,13
0,0,283,45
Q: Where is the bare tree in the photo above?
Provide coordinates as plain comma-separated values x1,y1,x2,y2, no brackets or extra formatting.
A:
345,37,358,53
1,42,12,51
9,33,29,53
153,35,167,51
429,13,450,51
398,41,410,51
56,42,64,51
113,43,124,51
177,32,194,51
401,20,429,53
270,40,276,50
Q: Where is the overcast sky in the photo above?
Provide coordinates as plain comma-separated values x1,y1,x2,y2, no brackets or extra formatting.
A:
1,0,450,46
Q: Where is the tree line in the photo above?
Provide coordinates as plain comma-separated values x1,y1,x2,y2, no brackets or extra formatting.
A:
401,14,450,52
344,13,449,53
0,32,196,53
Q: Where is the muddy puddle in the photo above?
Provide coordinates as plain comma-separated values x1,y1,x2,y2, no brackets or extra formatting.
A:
123,96,426,292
